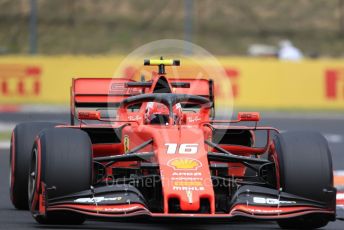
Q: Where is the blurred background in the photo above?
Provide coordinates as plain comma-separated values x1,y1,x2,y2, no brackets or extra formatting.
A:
1,0,344,56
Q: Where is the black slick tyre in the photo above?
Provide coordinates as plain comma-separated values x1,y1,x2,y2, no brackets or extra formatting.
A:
28,128,92,225
273,131,334,229
10,122,60,210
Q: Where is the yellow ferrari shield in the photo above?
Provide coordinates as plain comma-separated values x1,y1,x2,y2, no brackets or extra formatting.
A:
123,135,130,153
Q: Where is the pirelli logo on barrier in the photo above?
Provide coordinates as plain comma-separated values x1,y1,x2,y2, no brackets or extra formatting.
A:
0,64,41,97
325,69,344,100
0,56,343,109
224,68,239,98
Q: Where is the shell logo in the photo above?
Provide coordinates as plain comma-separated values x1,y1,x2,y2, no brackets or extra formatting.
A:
167,158,202,170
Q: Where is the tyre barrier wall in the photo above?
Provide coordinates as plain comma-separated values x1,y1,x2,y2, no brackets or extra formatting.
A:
0,56,343,110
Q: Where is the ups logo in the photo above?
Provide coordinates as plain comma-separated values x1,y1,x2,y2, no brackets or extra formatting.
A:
0,65,41,97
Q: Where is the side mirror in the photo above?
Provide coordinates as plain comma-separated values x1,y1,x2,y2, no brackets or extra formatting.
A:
78,110,101,120
238,112,260,122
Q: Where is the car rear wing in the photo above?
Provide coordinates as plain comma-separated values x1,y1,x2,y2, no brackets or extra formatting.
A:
71,77,215,124
125,78,214,101
71,78,142,124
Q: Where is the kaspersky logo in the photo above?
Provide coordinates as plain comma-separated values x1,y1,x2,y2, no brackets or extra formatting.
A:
167,158,202,170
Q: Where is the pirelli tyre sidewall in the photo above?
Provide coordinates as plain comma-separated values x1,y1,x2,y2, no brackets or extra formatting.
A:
10,122,60,210
29,128,92,225
273,131,334,229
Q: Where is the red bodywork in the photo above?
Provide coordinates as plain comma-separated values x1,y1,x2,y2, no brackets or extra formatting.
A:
31,73,336,221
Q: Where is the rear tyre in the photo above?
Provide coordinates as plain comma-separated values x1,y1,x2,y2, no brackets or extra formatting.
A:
29,128,92,225
10,122,60,210
273,131,334,229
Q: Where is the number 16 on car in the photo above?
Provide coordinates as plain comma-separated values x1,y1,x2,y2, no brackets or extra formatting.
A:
165,143,198,154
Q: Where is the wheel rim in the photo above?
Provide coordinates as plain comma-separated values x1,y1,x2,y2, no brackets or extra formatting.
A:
28,148,38,202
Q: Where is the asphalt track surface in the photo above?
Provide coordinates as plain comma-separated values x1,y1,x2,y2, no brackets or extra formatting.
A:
0,112,343,229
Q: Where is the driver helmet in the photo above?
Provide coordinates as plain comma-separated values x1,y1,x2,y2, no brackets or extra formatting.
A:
144,102,182,125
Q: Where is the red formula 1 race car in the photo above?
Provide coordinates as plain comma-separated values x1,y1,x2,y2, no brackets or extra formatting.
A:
10,59,336,229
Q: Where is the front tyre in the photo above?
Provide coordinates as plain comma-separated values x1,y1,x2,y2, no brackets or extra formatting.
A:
10,122,60,210
29,128,92,225
273,131,335,229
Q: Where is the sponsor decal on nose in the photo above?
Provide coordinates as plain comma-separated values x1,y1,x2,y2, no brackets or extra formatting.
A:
167,158,202,170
